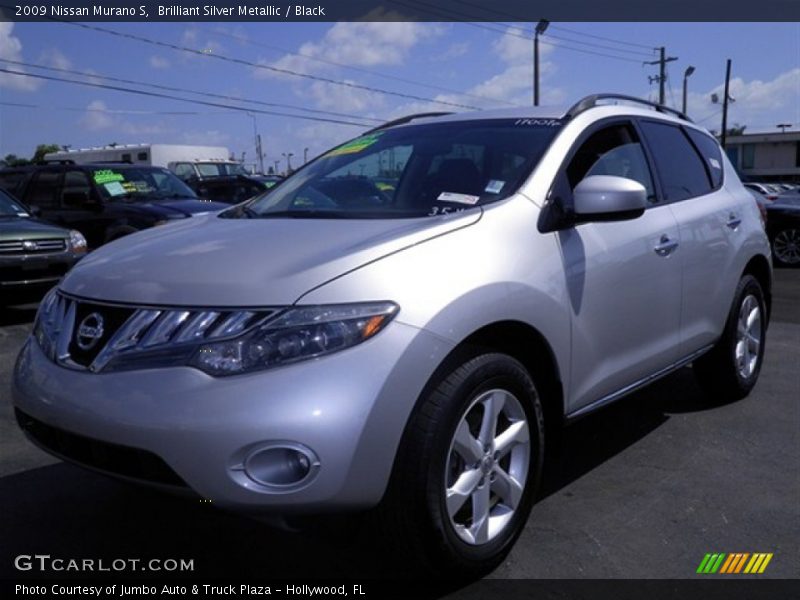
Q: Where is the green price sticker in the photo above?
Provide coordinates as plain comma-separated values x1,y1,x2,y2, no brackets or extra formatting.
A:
93,169,124,185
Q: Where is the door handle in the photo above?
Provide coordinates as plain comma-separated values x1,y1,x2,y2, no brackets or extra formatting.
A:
654,234,679,257
726,213,742,229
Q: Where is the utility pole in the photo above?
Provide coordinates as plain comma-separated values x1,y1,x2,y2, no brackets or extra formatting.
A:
256,134,264,174
533,20,549,107
645,47,678,106
721,59,732,149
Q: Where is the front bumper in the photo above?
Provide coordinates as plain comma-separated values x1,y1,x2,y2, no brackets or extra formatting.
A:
12,321,453,513
0,252,79,292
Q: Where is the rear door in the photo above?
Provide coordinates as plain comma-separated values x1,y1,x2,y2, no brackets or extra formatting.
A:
638,120,738,355
21,168,63,224
557,121,684,413
58,169,113,248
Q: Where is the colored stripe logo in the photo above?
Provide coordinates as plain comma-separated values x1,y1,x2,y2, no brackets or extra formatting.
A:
697,553,773,574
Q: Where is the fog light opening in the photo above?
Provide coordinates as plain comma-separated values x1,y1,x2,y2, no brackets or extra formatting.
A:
244,444,319,487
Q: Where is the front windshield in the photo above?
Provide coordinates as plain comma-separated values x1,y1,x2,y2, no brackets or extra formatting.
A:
0,189,28,216
238,118,561,219
90,167,197,200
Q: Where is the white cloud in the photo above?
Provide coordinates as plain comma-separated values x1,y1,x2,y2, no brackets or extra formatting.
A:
308,79,385,113
79,100,166,137
420,27,562,110
0,22,41,91
438,42,469,61
149,55,170,70
179,28,223,61
687,68,800,132
39,48,72,71
254,21,441,80
81,100,114,131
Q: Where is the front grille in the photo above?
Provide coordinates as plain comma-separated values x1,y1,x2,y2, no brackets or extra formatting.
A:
15,408,188,487
0,238,67,255
67,301,136,368
36,292,276,372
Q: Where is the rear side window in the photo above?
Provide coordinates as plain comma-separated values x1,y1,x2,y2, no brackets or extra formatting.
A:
685,128,724,188
639,121,712,202
27,171,62,208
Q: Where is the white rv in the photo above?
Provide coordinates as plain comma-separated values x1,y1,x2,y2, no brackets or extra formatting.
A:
43,144,248,181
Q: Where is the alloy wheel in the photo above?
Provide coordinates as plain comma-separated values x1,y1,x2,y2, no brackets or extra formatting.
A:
444,388,530,545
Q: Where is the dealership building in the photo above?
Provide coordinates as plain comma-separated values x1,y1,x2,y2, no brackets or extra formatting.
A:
725,130,800,183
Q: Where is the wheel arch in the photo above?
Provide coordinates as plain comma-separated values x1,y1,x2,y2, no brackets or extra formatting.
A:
742,253,772,323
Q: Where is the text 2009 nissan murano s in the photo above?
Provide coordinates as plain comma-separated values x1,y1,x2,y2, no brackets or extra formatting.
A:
13,95,772,576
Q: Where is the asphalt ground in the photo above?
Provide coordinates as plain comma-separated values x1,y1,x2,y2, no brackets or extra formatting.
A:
0,270,797,587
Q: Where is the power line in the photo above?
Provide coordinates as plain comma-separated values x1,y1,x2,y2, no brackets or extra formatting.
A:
390,0,645,64
469,21,653,57
55,20,482,111
548,24,657,51
0,68,375,128
0,100,234,116
0,58,386,124
447,0,657,51
206,28,520,107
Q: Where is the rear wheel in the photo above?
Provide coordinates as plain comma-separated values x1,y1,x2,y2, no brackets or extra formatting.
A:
694,275,766,401
772,228,800,267
379,353,544,577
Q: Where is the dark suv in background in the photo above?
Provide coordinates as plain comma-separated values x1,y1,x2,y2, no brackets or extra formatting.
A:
0,163,227,249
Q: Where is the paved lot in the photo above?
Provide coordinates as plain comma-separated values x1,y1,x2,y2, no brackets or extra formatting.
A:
0,270,798,584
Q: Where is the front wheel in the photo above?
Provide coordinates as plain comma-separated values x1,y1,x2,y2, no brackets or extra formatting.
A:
378,353,545,577
694,274,767,401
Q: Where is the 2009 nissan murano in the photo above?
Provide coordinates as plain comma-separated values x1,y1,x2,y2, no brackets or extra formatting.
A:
13,95,772,576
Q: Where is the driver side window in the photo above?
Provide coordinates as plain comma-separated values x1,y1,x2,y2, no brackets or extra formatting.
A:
567,124,656,204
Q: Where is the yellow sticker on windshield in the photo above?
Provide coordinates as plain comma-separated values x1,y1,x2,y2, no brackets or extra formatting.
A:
325,133,382,157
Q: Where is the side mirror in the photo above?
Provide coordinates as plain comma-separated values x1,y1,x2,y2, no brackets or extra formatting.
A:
573,175,647,222
28,205,42,217
63,190,91,207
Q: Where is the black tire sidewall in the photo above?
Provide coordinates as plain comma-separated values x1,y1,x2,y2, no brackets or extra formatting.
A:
422,354,545,570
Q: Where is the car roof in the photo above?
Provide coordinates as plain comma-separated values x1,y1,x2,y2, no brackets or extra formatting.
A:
379,95,705,136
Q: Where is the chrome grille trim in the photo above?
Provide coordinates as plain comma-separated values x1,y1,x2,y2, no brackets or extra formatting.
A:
0,238,67,254
35,292,278,373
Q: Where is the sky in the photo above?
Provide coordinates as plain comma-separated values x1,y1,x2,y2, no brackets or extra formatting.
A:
0,21,798,173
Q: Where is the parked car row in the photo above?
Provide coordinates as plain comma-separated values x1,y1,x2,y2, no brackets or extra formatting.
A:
744,181,798,202
0,161,283,304
748,189,800,266
0,188,86,305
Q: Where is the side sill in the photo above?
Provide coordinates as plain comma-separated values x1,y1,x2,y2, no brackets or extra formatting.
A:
565,344,715,423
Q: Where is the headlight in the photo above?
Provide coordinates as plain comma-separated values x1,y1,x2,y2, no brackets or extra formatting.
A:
190,302,399,376
68,230,87,255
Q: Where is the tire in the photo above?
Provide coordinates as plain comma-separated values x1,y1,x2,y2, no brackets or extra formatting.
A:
772,228,800,267
693,274,767,401
378,352,545,578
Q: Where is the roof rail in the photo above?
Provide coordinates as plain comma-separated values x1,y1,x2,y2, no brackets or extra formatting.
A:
565,94,692,123
363,112,452,135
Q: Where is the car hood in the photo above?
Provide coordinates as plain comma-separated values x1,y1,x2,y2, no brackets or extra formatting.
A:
60,210,482,306
0,217,68,240
117,197,228,216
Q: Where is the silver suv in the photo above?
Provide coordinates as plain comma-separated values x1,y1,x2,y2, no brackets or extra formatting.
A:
13,95,772,576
